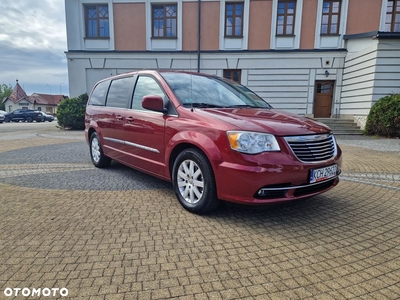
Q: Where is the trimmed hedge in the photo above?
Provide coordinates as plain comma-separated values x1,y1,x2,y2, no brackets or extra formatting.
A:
365,93,400,138
57,93,88,130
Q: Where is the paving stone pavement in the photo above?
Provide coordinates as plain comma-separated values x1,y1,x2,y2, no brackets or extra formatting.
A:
0,123,399,300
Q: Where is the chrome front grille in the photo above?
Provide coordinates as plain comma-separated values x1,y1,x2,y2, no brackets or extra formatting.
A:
284,134,336,162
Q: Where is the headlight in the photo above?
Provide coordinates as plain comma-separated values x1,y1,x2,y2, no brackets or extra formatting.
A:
227,131,280,154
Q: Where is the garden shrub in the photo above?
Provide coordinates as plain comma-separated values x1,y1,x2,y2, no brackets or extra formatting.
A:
57,93,88,130
364,93,400,138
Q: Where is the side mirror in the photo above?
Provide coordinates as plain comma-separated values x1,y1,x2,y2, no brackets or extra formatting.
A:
142,95,168,114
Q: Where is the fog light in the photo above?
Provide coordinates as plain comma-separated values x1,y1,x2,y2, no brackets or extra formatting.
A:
258,189,267,197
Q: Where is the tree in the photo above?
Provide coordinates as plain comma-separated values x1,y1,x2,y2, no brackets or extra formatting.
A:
0,84,12,110
56,93,88,130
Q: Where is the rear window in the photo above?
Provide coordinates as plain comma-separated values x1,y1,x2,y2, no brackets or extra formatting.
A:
89,80,110,106
106,77,134,109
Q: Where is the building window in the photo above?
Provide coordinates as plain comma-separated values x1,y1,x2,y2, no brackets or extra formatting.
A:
223,69,241,83
152,4,177,38
321,0,341,35
225,2,244,37
385,0,400,32
277,1,296,35
85,5,109,38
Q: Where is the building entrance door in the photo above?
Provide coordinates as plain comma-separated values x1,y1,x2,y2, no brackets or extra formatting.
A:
314,81,334,118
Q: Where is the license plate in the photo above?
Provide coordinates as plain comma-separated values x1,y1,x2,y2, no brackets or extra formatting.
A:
310,164,337,183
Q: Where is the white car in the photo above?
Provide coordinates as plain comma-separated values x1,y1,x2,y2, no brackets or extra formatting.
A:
0,110,7,115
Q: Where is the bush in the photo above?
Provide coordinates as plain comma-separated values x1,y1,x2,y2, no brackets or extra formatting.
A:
365,93,400,138
57,93,88,130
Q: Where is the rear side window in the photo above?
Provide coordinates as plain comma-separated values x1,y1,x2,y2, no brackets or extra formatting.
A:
106,77,134,109
89,80,110,106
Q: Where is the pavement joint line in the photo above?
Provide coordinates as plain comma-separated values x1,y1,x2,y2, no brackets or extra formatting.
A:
0,132,84,142
36,133,85,140
340,176,400,191
0,163,93,179
0,133,38,141
341,172,400,181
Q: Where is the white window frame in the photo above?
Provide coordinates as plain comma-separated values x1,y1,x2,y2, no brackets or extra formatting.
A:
79,0,115,50
270,0,303,49
219,0,250,50
379,0,399,31
314,0,349,49
145,0,183,51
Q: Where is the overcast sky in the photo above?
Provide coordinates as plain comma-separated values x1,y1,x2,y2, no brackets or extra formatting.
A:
0,0,69,96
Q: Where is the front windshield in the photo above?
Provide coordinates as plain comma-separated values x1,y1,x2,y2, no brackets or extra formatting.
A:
161,72,272,108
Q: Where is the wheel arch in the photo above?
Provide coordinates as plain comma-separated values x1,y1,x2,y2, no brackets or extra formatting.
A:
167,131,223,180
88,127,97,140
86,120,102,144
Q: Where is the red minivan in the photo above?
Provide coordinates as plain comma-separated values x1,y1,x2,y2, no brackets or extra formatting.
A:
85,70,342,214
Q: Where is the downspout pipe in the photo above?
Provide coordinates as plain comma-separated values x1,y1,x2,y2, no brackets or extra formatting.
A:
197,0,201,72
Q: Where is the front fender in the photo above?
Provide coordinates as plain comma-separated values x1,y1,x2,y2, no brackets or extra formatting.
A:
166,130,225,179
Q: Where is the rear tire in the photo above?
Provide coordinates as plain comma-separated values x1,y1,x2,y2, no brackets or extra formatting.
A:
90,132,111,168
172,148,220,214
26,117,33,122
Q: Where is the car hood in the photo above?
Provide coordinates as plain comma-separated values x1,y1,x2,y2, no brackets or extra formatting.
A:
197,108,331,136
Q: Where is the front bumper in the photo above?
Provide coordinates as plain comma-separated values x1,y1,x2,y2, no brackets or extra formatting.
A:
214,150,342,205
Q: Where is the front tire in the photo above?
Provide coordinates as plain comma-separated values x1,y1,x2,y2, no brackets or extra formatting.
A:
90,132,111,168
172,148,219,214
26,117,33,122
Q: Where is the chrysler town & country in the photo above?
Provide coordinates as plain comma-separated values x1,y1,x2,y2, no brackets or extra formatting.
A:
85,70,342,214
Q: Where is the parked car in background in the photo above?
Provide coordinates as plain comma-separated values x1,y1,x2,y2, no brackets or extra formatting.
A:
85,70,342,214
0,114,4,124
4,109,44,123
0,110,7,115
41,112,55,122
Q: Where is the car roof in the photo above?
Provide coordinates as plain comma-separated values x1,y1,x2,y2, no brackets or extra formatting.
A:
98,70,219,82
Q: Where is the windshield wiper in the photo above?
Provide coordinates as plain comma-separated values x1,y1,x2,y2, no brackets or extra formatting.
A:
182,102,224,108
223,104,273,109
223,104,255,108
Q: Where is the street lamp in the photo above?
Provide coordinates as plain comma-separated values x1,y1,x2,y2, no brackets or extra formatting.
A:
46,84,52,94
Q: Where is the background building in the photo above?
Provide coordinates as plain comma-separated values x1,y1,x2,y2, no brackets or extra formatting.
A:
2,81,65,114
65,0,400,127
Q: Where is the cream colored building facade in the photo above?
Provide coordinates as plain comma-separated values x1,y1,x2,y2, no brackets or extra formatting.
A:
65,0,400,126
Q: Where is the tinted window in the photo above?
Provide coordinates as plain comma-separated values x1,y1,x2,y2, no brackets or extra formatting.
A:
89,80,110,106
132,76,165,110
106,77,134,109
